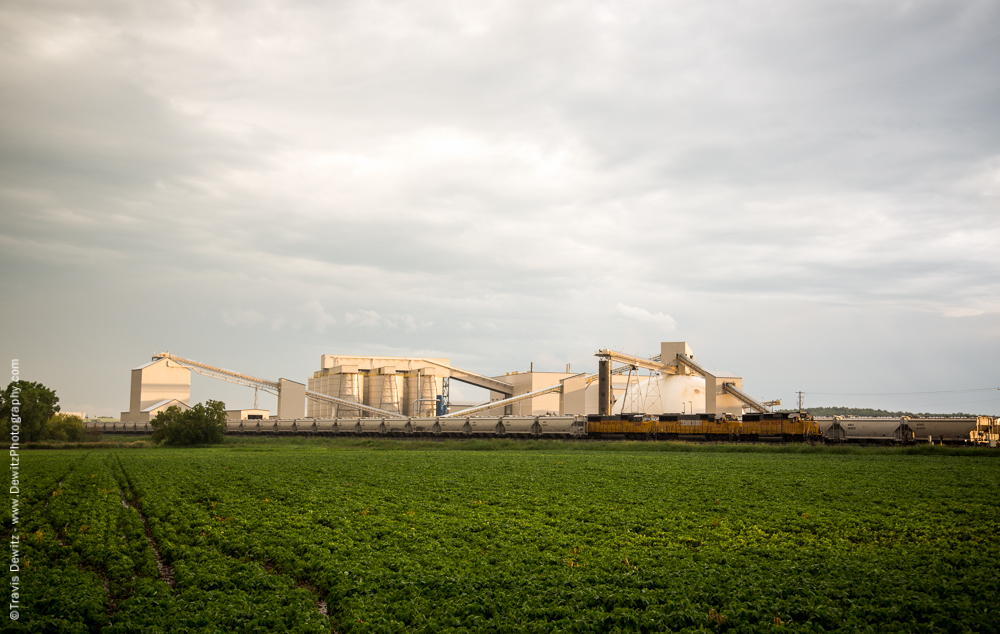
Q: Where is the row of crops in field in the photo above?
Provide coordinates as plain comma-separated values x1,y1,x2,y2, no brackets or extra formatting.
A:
4,446,999,632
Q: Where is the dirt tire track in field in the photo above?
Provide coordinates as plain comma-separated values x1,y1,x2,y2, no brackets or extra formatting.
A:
95,569,121,616
261,559,330,619
131,494,175,587
45,464,79,542
47,458,125,617
296,579,329,618
44,466,75,509
114,456,176,588
114,456,330,623
0,457,81,546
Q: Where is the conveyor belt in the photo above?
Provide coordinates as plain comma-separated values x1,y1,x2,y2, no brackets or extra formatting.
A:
155,352,407,418
440,384,564,417
721,382,769,414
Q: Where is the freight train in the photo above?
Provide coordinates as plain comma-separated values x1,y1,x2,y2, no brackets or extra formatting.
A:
91,412,996,445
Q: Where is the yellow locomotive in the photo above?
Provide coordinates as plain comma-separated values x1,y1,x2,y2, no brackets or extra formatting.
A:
586,411,822,441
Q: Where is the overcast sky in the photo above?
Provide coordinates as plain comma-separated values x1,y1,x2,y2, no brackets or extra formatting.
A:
1,0,998,416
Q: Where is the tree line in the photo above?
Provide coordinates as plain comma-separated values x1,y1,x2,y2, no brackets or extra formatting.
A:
0,380,88,441
780,406,973,417
1,381,227,446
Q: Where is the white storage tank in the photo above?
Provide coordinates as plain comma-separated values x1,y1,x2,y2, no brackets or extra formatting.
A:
584,373,706,415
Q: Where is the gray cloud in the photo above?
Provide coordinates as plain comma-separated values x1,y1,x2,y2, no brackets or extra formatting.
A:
1,0,998,415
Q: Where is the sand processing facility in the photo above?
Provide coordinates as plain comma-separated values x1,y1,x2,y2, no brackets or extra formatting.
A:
110,343,997,445
118,342,765,422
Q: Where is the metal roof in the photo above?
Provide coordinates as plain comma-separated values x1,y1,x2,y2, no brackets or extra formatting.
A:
141,398,188,412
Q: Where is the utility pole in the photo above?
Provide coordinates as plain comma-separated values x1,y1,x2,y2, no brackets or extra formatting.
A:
797,391,804,412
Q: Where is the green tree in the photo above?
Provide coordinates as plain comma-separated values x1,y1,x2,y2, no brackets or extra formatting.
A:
150,400,226,445
0,380,60,441
46,413,87,442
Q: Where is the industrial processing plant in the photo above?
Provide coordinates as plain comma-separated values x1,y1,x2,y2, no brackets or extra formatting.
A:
103,342,997,446
117,342,758,420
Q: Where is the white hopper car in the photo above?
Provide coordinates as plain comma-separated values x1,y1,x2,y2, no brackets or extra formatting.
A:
225,414,587,438
814,416,987,444
815,417,915,443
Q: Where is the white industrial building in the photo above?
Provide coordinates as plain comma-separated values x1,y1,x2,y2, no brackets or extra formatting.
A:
120,358,192,423
307,355,451,417
225,408,270,420
477,342,746,417
121,342,765,422
304,342,756,418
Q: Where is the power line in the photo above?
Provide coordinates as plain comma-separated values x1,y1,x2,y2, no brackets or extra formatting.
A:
913,397,1000,407
804,387,999,396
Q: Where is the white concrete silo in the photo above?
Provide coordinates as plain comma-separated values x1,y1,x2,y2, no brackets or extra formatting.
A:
583,372,706,415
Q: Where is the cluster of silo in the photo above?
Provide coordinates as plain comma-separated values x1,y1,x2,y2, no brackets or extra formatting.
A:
307,367,365,417
403,369,443,416
306,356,446,417
363,367,401,414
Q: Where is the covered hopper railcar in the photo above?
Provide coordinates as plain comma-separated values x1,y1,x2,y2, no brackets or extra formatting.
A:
815,417,915,444
222,415,589,438
906,417,985,444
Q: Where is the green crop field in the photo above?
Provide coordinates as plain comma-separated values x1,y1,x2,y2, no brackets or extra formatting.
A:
5,445,999,633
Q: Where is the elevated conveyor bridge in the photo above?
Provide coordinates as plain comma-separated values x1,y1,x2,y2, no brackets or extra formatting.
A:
153,352,406,418
721,382,770,414
414,359,514,396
